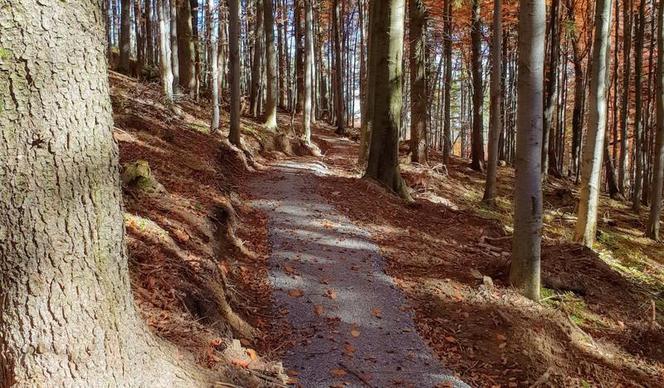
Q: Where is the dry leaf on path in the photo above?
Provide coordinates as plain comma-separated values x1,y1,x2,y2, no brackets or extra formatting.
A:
288,289,304,298
314,304,324,316
371,307,382,318
325,289,338,300
330,368,347,377
350,326,361,337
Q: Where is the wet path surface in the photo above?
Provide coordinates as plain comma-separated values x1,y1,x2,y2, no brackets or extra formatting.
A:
249,161,466,388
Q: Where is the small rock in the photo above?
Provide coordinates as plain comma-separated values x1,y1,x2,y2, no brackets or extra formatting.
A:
482,276,494,289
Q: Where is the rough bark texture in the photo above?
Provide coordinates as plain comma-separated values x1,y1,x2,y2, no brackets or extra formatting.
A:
510,0,545,301
442,0,453,164
158,0,174,101
408,0,427,164
332,0,345,135
575,0,613,247
228,0,242,146
364,0,410,200
470,0,485,172
648,0,664,240
170,0,181,93
0,1,207,385
483,0,502,203
263,0,278,130
177,0,196,95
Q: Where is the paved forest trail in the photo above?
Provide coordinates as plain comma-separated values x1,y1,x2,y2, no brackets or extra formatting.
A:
248,154,467,388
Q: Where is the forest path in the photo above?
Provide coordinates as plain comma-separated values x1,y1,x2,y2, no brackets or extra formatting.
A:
248,148,466,387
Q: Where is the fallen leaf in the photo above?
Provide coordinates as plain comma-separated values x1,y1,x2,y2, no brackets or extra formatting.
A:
231,359,250,368
496,333,507,341
351,326,361,337
314,305,324,316
288,289,304,298
325,289,338,300
344,343,356,355
246,348,258,361
284,264,298,275
371,307,382,318
330,368,347,377
444,336,457,343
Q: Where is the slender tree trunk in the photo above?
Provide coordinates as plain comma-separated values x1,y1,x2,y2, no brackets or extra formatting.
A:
484,0,503,204
277,1,288,109
250,0,264,118
470,0,485,172
648,0,664,240
511,0,545,301
229,0,242,146
135,0,145,75
170,0,180,94
210,0,220,132
263,0,278,130
333,0,346,135
633,0,646,211
542,0,561,178
147,0,155,66
409,0,427,164
303,0,313,144
0,1,209,384
190,0,201,99
295,0,304,112
158,0,174,101
358,0,374,165
620,0,633,194
120,0,132,73
575,0,613,246
442,0,453,163
365,0,410,200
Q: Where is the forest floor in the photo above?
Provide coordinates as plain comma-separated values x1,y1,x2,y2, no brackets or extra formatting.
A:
110,72,663,387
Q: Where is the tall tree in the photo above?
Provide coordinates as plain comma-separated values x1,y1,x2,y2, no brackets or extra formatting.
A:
542,0,561,178
511,0,545,301
250,0,264,118
170,0,181,94
210,0,220,132
409,0,428,164
177,0,196,95
119,0,132,73
158,0,175,101
575,0,613,247
632,0,646,211
332,0,346,135
365,0,411,200
470,0,485,172
229,0,242,146
263,0,278,130
303,0,314,144
442,0,453,164
483,0,503,204
0,0,207,384
648,0,664,240
620,0,633,194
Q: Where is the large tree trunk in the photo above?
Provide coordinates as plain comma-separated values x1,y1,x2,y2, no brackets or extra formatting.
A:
442,0,453,164
277,1,288,109
119,0,132,73
632,0,646,211
210,0,220,132
648,0,664,240
483,0,503,204
332,0,346,135
158,0,174,101
511,0,545,301
250,0,264,118
358,0,375,166
364,0,410,200
303,0,313,144
263,0,278,130
177,0,196,96
408,0,427,164
0,1,209,385
470,0,485,172
575,0,613,247
170,0,181,94
229,0,242,146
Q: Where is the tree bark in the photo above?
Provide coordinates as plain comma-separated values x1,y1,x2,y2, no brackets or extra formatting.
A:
158,0,174,101
250,0,264,118
364,0,410,200
511,0,545,301
170,0,181,94
333,0,346,135
210,0,220,132
442,0,453,163
0,1,209,385
120,0,132,73
633,0,646,211
542,0,561,178
408,0,427,164
648,0,664,240
229,0,242,146
303,0,313,144
620,0,633,194
470,0,485,172
575,0,613,247
263,0,278,130
483,0,502,204
177,0,196,96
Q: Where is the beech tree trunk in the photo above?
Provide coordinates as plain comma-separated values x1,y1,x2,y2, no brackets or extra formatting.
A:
177,0,196,96
542,0,561,178
170,0,181,94
632,0,646,211
210,0,220,132
511,0,545,301
364,0,410,200
0,1,208,385
158,0,174,101
409,0,427,164
303,0,313,144
442,0,453,163
620,0,633,194
229,0,242,146
575,0,613,247
263,0,278,130
470,0,485,172
648,0,664,240
333,0,346,135
484,0,503,204
250,0,264,118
